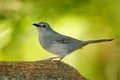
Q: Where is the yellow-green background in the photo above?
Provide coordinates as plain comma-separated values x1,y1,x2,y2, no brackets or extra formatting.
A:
0,0,119,80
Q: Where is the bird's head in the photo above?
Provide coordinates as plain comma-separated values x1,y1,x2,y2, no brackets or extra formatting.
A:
33,22,52,30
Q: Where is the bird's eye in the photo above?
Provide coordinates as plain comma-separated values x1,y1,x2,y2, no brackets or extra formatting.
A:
43,25,46,28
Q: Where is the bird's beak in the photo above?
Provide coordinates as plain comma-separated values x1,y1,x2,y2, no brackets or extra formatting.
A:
33,23,40,27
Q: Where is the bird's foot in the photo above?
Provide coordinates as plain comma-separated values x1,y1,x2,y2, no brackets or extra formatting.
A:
46,56,64,63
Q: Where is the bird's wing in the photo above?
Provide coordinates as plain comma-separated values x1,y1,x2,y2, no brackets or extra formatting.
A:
51,35,82,44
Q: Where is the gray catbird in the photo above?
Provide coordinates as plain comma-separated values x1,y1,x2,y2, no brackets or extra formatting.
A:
33,22,114,60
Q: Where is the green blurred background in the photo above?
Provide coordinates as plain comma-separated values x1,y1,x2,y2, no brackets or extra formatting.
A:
0,0,120,80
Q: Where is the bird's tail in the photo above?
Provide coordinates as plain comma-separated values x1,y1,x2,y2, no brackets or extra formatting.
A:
84,39,114,44
79,39,114,48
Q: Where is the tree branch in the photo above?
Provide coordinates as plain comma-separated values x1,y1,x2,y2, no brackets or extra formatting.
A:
0,60,88,80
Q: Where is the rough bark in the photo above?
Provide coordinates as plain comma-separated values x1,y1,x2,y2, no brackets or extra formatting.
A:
0,60,88,80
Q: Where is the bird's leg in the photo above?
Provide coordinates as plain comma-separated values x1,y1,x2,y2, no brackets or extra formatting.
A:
47,56,65,61
59,56,65,61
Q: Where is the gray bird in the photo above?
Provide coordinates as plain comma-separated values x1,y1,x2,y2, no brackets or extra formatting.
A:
33,22,113,60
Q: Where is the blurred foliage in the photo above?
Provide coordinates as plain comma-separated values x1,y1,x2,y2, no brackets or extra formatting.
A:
0,0,120,80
